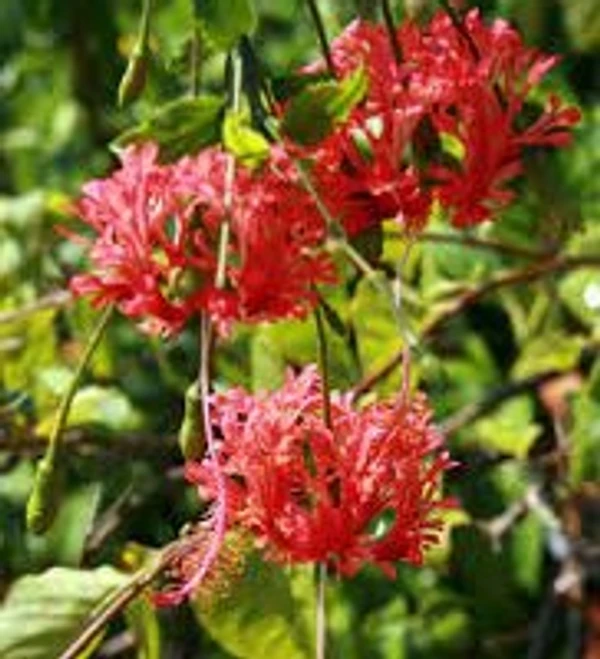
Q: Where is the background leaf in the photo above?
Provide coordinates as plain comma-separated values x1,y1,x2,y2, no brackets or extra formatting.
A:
0,567,128,659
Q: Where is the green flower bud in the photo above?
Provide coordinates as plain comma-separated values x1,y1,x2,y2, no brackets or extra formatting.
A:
26,456,63,534
178,383,206,460
118,45,149,108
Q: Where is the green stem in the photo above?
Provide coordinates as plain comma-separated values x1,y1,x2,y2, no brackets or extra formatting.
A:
190,25,201,98
330,238,418,350
216,49,243,290
313,301,333,430
293,155,418,352
315,562,327,659
304,0,336,77
27,304,114,533
46,304,114,464
139,0,152,46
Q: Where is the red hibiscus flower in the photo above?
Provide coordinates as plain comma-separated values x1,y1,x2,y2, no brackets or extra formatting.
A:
157,367,453,604
69,144,336,333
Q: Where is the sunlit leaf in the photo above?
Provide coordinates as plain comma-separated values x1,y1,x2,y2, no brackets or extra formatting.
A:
36,385,142,437
223,109,270,168
0,567,128,659
113,96,224,162
194,558,313,659
471,397,541,458
511,332,584,380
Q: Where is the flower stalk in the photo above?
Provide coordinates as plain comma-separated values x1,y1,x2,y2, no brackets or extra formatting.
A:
27,303,114,533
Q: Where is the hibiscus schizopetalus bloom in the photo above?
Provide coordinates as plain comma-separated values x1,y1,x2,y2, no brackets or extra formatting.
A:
69,144,335,334
156,367,453,604
301,9,580,230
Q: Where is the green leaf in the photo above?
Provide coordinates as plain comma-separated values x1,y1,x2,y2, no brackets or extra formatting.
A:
194,0,257,50
113,95,224,162
559,269,600,331
282,66,368,145
450,526,526,633
223,109,270,168
44,483,102,566
124,595,162,659
510,512,544,596
471,397,541,459
512,332,584,380
251,327,286,393
0,567,128,659
569,392,600,486
193,557,313,659
36,385,142,437
561,0,600,51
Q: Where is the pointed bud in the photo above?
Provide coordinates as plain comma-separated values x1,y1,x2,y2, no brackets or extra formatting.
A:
118,46,149,108
117,0,152,107
178,383,206,460
26,456,63,534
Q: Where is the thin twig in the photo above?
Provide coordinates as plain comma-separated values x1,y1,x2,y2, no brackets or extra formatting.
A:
216,49,243,290
26,304,114,533
190,25,201,97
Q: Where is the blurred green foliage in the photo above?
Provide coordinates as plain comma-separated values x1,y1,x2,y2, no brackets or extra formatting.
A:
0,0,599,657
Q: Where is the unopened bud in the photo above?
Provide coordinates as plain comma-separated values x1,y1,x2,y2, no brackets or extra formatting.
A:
118,45,149,107
26,456,63,534
178,383,206,460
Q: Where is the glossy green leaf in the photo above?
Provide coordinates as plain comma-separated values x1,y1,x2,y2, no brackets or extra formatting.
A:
194,0,257,50
282,66,368,145
113,95,224,161
0,567,128,659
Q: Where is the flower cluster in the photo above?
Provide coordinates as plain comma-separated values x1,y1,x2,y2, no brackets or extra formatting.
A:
155,367,453,604
305,9,580,229
70,143,334,335
69,10,579,334
65,9,580,605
